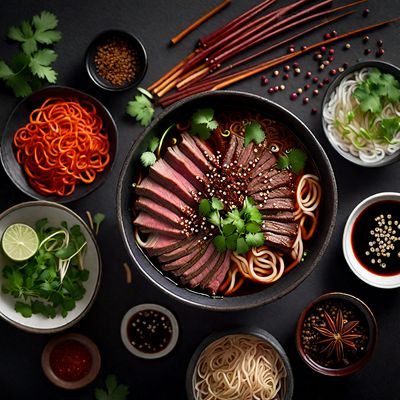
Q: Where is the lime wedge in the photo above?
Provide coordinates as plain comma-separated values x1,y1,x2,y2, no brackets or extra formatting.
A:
2,223,39,261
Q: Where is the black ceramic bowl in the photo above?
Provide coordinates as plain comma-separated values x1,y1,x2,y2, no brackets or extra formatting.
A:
322,60,400,167
185,327,294,400
85,29,147,91
117,90,337,311
1,85,118,203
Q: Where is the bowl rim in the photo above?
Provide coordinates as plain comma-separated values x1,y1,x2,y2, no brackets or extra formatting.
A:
0,200,102,333
321,59,400,168
120,303,179,359
295,291,378,376
116,89,338,311
41,332,101,389
0,85,118,203
85,28,148,91
342,191,400,288
185,326,294,400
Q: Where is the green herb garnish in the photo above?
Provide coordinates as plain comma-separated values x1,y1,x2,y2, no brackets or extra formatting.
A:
277,148,307,174
244,121,265,146
0,11,61,97
190,108,218,140
126,89,155,127
95,375,129,400
2,219,88,318
200,196,264,254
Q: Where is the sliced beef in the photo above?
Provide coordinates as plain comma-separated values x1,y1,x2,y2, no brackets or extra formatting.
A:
237,141,254,166
222,134,237,167
257,198,296,213
179,132,212,172
158,235,204,263
249,170,294,195
143,234,189,257
262,211,296,223
134,212,186,239
149,159,198,206
163,240,209,272
203,250,231,295
263,231,295,253
252,186,294,203
250,149,277,178
136,178,191,214
164,146,206,191
135,198,183,229
248,169,280,193
233,135,245,162
262,220,298,237
192,136,218,166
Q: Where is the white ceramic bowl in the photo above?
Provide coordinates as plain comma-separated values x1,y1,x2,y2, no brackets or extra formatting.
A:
343,192,400,288
0,201,101,333
121,303,179,359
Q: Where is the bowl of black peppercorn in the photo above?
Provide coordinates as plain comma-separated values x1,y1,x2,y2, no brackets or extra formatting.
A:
85,29,148,91
296,292,377,376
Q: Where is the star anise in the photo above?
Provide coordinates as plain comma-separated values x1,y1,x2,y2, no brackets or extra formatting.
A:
313,309,363,362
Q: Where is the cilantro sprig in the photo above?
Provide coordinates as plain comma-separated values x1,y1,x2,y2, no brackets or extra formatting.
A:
277,148,307,174
0,11,61,97
190,108,218,140
244,121,265,146
200,196,264,254
126,88,155,127
2,219,88,319
95,375,129,400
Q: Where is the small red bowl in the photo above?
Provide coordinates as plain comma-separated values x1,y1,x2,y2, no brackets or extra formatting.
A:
41,333,101,389
296,292,377,376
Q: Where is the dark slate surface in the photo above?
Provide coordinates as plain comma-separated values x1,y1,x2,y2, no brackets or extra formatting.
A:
0,0,399,399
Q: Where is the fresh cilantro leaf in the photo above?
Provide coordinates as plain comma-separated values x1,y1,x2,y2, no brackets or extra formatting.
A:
277,154,290,170
148,136,160,152
15,302,32,318
244,207,262,225
126,94,154,127
5,74,32,97
222,224,236,236
29,49,58,82
105,375,118,393
94,389,108,400
211,197,224,211
379,117,400,143
236,237,250,254
226,233,238,250
208,211,220,227
213,235,226,252
245,232,265,247
190,108,218,140
244,121,265,147
140,151,157,167
246,222,261,233
32,11,61,45
198,199,211,216
0,61,14,79
93,213,106,235
95,374,129,400
288,148,307,174
190,122,213,140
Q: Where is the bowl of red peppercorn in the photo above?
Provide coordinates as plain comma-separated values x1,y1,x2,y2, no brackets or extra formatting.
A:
296,292,377,376
85,29,147,91
41,333,101,389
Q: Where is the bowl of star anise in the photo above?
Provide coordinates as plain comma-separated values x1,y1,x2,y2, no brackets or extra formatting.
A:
296,292,377,376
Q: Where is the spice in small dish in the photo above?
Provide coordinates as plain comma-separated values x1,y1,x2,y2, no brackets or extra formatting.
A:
121,303,179,359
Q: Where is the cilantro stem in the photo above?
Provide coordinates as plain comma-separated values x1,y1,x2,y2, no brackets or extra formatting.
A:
156,124,175,159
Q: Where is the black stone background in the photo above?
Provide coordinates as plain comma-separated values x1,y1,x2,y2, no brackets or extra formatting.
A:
0,0,399,399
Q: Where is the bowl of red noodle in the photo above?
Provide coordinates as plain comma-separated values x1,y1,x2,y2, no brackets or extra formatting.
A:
1,86,118,203
117,90,337,310
186,327,294,400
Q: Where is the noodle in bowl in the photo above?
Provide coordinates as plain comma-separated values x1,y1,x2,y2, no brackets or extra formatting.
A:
322,61,400,167
187,329,293,400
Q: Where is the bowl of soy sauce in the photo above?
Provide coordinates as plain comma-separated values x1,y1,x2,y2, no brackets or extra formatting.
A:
343,192,400,288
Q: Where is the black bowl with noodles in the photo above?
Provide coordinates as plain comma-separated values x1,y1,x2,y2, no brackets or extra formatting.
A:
117,90,337,311
186,327,294,400
1,86,118,203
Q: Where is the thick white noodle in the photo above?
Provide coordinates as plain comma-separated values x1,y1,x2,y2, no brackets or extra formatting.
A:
323,68,400,164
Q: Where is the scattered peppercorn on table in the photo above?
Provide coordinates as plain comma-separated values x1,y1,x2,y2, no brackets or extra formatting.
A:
0,0,399,399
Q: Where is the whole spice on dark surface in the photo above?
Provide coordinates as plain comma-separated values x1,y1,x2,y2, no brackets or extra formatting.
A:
344,43,351,49
311,107,318,114
290,92,298,100
303,97,310,104
313,89,319,96
283,73,290,80
127,309,173,353
301,300,369,368
261,75,269,85
304,83,311,90
94,37,139,87
363,8,370,17
49,340,92,382
363,35,370,43
376,48,385,57
377,39,383,47
306,71,312,78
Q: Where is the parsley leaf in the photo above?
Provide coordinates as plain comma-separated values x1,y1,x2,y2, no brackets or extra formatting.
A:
244,121,265,146
199,199,211,216
126,93,154,127
95,375,129,400
190,108,218,140
213,235,226,252
29,49,58,82
148,136,160,152
277,148,307,175
140,151,157,167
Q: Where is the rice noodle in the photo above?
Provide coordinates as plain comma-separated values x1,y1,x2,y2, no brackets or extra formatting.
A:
193,334,287,400
323,67,400,164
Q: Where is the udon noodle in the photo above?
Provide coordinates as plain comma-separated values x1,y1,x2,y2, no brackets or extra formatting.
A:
193,334,287,400
323,68,400,164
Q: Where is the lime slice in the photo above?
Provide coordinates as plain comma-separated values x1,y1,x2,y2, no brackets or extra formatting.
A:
2,223,39,261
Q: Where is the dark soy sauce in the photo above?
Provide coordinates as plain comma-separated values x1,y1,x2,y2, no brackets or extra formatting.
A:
351,200,400,276
127,309,173,353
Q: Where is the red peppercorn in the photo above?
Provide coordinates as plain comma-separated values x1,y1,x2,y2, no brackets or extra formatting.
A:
323,78,331,84
324,33,331,40
328,56,334,62
304,83,311,90
331,30,338,37
364,48,372,55
343,62,349,69
329,49,335,55
311,108,318,114
318,82,324,89
362,8,370,17
268,87,274,94
261,76,269,86
320,46,327,53
284,65,291,71
330,69,337,76
274,85,280,92
305,71,312,78
362,35,369,43
377,40,383,47
313,89,319,96
290,93,298,101
301,45,307,51
293,62,300,68
376,48,385,57
288,47,295,53
312,77,319,83
283,73,289,80
303,97,310,104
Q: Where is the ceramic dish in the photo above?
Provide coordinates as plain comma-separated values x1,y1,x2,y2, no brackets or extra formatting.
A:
186,327,294,400
41,333,101,389
0,85,118,203
0,201,101,333
120,303,179,359
343,192,400,288
296,292,377,376
85,29,147,91
322,60,400,168
117,90,337,311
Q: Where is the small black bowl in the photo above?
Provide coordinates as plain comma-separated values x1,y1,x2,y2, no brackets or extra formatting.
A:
0,85,118,203
85,29,147,91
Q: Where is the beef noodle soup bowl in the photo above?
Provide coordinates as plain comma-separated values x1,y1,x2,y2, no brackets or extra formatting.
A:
117,91,337,310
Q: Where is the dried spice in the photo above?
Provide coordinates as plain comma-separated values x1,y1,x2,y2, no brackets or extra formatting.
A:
94,37,139,87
